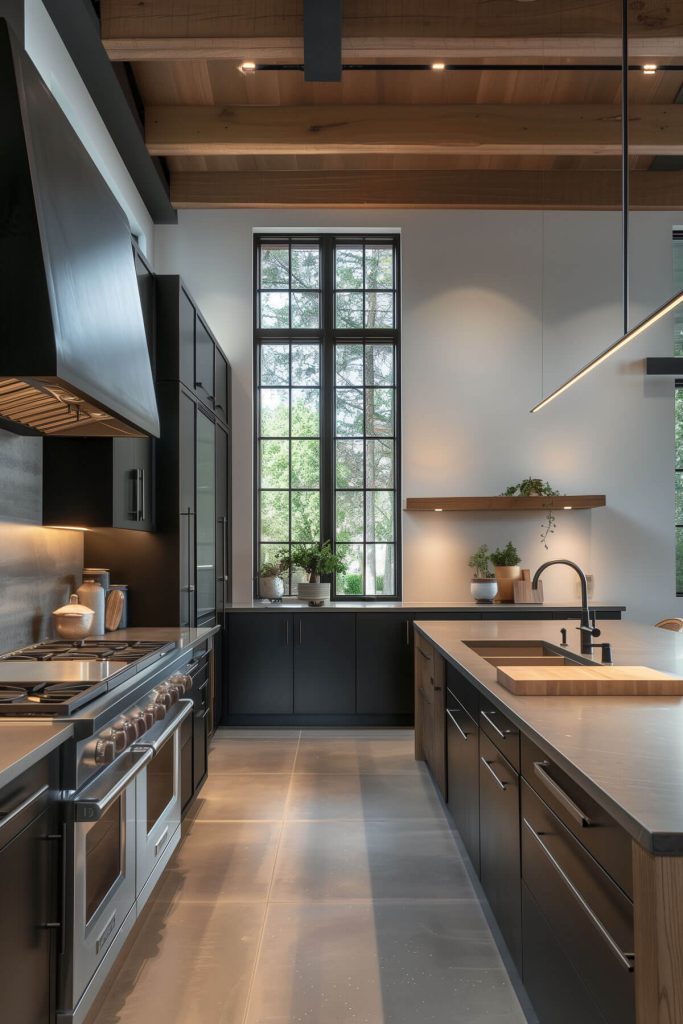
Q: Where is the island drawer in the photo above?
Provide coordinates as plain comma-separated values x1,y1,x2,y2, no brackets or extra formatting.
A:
446,664,478,723
522,781,634,1024
521,735,632,898
479,700,520,770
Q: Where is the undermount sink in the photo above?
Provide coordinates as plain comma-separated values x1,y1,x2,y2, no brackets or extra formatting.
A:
463,640,588,668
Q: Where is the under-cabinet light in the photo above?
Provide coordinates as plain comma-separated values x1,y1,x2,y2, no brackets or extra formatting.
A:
238,61,256,74
643,64,657,74
431,62,445,71
530,287,683,413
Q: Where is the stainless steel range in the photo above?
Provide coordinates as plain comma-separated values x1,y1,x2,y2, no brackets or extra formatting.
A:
0,636,198,1024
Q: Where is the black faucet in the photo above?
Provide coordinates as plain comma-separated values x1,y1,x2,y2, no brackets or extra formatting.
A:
531,559,612,663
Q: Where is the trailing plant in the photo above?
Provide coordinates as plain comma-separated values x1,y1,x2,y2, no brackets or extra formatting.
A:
490,541,521,568
284,541,347,582
468,544,495,580
501,477,561,549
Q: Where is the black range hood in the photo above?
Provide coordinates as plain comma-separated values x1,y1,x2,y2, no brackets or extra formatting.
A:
0,20,159,437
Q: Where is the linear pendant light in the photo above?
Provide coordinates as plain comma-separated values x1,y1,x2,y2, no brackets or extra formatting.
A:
530,0,682,414
530,289,683,412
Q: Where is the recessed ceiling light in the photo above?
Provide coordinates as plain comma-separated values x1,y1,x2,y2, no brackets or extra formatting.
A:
563,505,573,510
643,64,657,74
431,62,445,71
238,61,256,75
434,507,443,512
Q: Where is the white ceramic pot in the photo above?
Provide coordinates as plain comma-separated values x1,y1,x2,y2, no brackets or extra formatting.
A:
260,575,284,601
296,581,331,607
52,595,94,640
470,579,498,604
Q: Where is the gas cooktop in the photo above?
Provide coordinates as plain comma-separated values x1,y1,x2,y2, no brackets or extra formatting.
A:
0,638,175,715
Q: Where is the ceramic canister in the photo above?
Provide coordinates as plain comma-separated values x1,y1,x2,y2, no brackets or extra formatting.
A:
82,567,111,591
77,579,105,635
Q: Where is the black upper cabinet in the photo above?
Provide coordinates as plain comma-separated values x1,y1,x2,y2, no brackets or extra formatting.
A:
215,421,230,612
214,347,230,425
156,276,228,422
294,614,356,714
356,614,413,714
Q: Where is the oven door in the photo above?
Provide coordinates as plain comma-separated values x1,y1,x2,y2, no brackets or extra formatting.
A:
135,699,192,901
65,746,152,1013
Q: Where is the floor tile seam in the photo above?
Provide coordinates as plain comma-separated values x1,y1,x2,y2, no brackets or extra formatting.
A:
239,730,302,1024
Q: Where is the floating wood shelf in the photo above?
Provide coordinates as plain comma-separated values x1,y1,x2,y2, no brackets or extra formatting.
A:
645,358,683,375
404,495,606,512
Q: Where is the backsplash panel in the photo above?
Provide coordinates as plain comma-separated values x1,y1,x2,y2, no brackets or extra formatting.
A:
0,428,83,650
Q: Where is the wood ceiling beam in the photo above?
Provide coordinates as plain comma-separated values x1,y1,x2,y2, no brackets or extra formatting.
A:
147,104,683,157
170,168,683,210
100,0,683,61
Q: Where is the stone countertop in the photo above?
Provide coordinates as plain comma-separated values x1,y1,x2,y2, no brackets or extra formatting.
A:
96,625,220,647
414,618,683,854
0,721,73,792
225,600,626,613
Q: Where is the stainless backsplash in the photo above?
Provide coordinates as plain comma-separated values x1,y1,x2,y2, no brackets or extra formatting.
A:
0,428,83,650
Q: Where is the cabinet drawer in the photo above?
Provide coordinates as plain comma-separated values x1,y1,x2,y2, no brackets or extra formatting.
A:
446,696,480,872
521,735,632,898
446,663,478,723
479,700,520,770
522,781,634,1024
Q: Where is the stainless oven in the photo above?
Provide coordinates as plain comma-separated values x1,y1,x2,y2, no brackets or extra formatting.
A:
135,699,192,907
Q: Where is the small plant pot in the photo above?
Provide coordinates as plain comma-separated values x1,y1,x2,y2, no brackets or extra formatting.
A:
297,581,330,607
259,576,284,602
494,566,522,603
470,579,498,604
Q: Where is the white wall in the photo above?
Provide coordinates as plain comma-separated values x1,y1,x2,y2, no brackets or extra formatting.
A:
154,209,680,622
23,0,154,255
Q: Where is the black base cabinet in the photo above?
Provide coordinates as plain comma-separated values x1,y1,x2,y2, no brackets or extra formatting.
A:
446,694,480,874
180,644,213,816
356,614,413,714
294,614,355,713
0,755,59,1024
227,613,294,716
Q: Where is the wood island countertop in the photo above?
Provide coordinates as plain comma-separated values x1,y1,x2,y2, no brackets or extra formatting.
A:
414,618,683,854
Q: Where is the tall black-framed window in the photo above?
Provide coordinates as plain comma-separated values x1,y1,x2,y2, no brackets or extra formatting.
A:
674,233,683,595
254,233,401,599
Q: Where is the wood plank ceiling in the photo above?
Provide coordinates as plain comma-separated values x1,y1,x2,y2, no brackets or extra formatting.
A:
100,0,683,209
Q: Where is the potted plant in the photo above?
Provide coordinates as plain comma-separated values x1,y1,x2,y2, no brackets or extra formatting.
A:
502,478,560,549
467,545,498,604
490,541,522,602
258,554,287,602
286,541,347,606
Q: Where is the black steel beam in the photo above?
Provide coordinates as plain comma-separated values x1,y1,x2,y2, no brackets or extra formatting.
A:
42,0,176,225
304,0,342,82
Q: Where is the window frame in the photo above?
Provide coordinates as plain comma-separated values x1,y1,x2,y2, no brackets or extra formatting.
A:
253,233,402,600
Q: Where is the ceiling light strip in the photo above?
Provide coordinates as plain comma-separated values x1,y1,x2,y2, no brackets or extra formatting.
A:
530,288,683,413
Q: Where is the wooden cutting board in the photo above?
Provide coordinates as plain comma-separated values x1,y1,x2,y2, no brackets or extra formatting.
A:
496,664,683,696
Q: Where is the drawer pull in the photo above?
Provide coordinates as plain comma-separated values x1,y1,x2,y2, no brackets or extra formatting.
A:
523,819,634,972
533,761,592,828
481,708,515,740
480,756,508,791
447,709,469,740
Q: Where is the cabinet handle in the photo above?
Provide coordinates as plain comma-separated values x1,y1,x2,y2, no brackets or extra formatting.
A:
298,619,303,645
285,620,289,646
446,708,469,740
405,620,410,646
480,757,508,791
138,468,146,522
522,819,634,972
533,761,592,828
45,828,67,954
480,708,514,740
0,784,48,834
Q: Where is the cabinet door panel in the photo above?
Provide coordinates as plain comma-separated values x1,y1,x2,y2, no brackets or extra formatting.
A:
0,806,56,1024
356,614,413,714
214,347,230,424
446,700,480,873
112,437,153,531
195,317,215,408
215,423,230,613
479,732,522,968
228,614,294,714
294,614,356,714
196,409,216,623
179,288,195,390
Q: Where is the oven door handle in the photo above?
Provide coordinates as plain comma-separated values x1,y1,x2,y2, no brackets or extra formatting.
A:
133,699,193,755
69,747,153,822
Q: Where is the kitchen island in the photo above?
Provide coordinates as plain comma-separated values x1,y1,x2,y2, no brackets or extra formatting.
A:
414,618,683,1024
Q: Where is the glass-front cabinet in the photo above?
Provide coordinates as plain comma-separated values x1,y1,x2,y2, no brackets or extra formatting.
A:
196,409,216,623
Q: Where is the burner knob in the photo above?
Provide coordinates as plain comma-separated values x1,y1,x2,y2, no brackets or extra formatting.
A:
116,720,137,746
154,688,172,710
129,713,147,739
109,728,127,753
143,706,157,729
94,739,116,765
148,701,166,722
169,672,192,695
166,684,181,704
